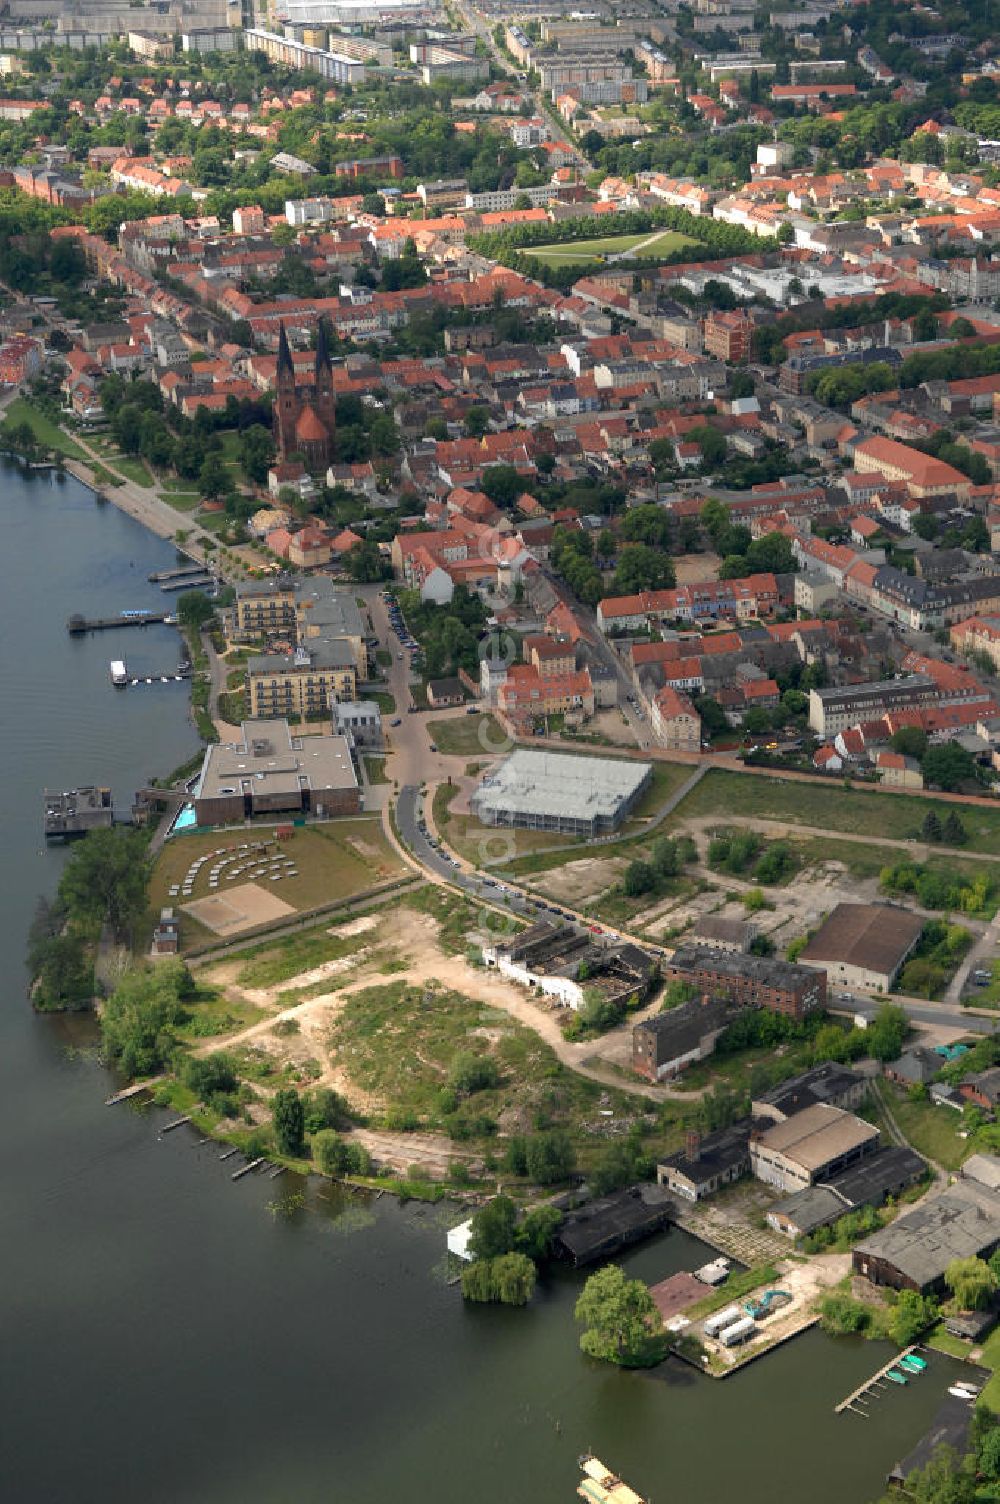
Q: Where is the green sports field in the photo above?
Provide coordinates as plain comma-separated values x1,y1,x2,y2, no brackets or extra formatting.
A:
523,229,701,268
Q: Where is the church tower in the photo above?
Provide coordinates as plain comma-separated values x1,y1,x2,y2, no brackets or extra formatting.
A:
314,318,336,436
274,323,298,462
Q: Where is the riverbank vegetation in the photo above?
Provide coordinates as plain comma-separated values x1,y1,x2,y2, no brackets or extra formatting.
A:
28,827,152,1010
575,1265,669,1368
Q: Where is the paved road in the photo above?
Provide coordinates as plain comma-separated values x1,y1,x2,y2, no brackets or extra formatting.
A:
456,0,591,172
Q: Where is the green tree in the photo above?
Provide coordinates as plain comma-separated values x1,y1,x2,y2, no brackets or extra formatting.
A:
922,742,978,791
922,810,942,843
100,960,190,1078
514,1205,563,1261
58,827,151,938
867,1003,908,1064
891,726,928,759
464,405,489,438
468,1194,518,1259
461,1252,536,1305
176,589,216,631
574,1264,665,1367
524,1129,575,1185
945,1256,998,1311
273,1088,305,1157
943,810,967,846
889,1289,938,1346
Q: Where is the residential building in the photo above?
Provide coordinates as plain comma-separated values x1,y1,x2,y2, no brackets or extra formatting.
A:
703,309,753,363
246,640,358,720
650,684,701,750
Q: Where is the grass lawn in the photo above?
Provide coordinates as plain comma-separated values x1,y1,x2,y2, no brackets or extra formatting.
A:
668,769,1000,857
364,756,389,785
927,1323,972,1360
523,229,700,268
327,974,639,1153
426,713,505,757
3,397,85,459
978,1328,1000,1413
149,819,407,946
372,690,396,716
882,1087,971,1171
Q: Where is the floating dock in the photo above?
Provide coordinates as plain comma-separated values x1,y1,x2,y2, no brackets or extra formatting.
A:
159,575,214,593
577,1456,647,1504
67,611,169,633
836,1345,922,1414
44,786,114,839
148,564,207,584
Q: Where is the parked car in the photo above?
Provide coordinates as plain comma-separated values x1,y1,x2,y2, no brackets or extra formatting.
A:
390,717,401,726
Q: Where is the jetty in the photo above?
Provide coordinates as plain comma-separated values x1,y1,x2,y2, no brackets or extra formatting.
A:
836,1345,922,1414
44,786,114,839
232,1157,265,1181
159,575,214,593
67,610,169,634
105,1079,160,1106
148,564,207,584
577,1456,647,1504
160,1115,191,1135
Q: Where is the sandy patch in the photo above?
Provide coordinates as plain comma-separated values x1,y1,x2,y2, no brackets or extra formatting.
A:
334,916,378,939
182,882,295,935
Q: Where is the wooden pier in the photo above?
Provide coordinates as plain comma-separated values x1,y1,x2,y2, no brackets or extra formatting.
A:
160,1115,191,1135
148,565,207,583
835,1346,921,1414
232,1157,265,1181
159,575,214,593
67,611,169,634
105,1078,162,1106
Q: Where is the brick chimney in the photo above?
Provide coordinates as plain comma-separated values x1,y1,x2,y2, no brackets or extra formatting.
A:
686,1130,701,1163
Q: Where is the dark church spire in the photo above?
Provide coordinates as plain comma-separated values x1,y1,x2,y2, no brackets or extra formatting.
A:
315,317,331,379
277,321,293,379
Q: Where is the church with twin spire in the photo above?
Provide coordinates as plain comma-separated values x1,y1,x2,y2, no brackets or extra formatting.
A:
273,320,337,472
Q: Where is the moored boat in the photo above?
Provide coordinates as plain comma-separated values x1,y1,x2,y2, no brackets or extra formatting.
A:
886,1369,908,1385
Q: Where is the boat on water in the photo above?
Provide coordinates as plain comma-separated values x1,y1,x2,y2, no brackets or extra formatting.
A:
903,1354,927,1370
949,1385,976,1401
954,1381,981,1395
886,1369,908,1385
900,1357,925,1374
577,1456,647,1504
110,658,127,686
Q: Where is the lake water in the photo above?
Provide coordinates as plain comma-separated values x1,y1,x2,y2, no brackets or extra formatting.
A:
0,465,961,1503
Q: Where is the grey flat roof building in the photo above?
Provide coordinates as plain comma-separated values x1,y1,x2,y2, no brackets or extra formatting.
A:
195,719,359,822
854,1174,1000,1292
470,749,652,836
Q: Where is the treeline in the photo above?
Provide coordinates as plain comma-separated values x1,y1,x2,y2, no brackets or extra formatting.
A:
28,827,151,1012
468,205,773,288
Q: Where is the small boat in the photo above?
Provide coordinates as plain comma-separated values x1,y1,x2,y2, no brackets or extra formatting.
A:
954,1381,981,1395
902,1354,927,1370
949,1385,976,1400
900,1357,925,1374
886,1369,908,1385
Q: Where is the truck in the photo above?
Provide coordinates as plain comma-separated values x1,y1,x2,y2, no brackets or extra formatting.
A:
717,1316,756,1348
703,1304,743,1338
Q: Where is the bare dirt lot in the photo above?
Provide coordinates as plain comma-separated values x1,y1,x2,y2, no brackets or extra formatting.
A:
183,882,295,935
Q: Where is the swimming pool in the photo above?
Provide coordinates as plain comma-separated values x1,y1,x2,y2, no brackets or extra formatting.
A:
170,803,197,834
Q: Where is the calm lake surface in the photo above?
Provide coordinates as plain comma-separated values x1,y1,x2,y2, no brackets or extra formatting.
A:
0,465,961,1503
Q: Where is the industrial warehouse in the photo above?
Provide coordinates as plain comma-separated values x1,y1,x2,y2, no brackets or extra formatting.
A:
470,749,652,837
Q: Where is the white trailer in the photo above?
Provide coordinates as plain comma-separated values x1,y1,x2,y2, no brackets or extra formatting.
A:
703,1304,743,1338
718,1315,756,1347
